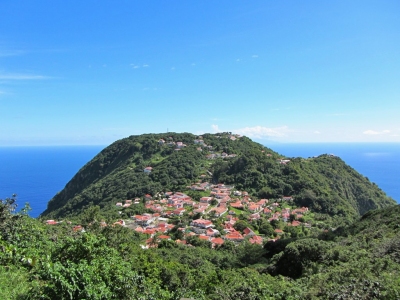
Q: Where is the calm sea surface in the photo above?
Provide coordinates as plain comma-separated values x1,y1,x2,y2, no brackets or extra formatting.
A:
0,146,104,218
0,143,399,218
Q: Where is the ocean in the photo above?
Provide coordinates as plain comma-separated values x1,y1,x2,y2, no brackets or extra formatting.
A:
0,143,399,218
0,146,104,218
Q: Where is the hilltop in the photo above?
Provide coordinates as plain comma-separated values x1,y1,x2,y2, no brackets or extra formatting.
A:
2,132,400,299
41,132,395,225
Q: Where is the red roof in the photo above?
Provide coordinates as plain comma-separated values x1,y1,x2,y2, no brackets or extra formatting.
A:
211,237,224,245
199,235,210,241
158,235,171,239
249,235,263,245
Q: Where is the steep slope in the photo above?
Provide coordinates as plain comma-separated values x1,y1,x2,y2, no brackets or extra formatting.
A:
212,154,395,217
264,205,400,298
41,132,396,219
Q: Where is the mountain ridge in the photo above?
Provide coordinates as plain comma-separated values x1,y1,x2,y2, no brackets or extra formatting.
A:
41,132,396,221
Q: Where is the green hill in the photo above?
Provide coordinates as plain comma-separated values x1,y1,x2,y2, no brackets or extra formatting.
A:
41,132,395,221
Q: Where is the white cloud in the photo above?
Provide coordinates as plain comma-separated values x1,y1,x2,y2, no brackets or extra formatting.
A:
143,64,149,67
211,124,220,133
363,129,391,135
0,50,24,57
314,131,321,134
233,125,289,139
252,54,258,58
0,73,48,80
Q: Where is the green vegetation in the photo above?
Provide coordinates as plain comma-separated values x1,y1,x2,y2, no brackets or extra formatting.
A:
42,132,394,226
1,195,400,299
1,132,399,298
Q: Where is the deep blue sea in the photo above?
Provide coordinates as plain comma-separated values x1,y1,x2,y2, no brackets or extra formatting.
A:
0,143,399,218
0,146,104,218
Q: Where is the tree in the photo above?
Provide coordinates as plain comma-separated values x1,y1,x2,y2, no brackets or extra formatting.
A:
233,220,251,233
259,222,274,236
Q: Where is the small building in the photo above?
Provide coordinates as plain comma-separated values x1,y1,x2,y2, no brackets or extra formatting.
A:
144,167,153,174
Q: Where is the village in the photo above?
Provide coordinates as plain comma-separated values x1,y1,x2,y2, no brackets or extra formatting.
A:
113,181,311,249
46,135,311,249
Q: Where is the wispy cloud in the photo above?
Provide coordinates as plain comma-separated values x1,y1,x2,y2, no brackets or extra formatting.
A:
211,124,220,133
131,63,149,69
233,125,290,139
363,129,390,135
211,124,290,138
314,130,321,134
0,73,49,80
0,49,25,57
252,54,258,58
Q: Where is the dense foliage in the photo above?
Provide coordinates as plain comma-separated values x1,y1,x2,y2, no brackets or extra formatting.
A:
1,195,400,299
42,132,394,223
2,132,397,298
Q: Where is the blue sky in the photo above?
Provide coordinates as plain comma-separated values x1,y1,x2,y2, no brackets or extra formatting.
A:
1,1,399,146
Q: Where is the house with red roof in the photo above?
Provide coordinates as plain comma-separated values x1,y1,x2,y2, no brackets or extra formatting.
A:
200,196,213,204
194,206,207,214
205,227,220,237
224,231,244,242
263,207,272,214
248,204,262,213
248,213,261,221
249,235,263,245
243,227,256,237
135,226,144,233
257,199,269,206
173,208,186,216
289,221,301,227
210,206,228,217
230,201,243,209
113,220,125,226
211,237,224,247
73,225,84,232
198,234,210,241
191,219,213,228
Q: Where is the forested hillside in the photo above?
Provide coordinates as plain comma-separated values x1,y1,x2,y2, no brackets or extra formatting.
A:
41,132,395,223
1,195,400,299
2,132,399,299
